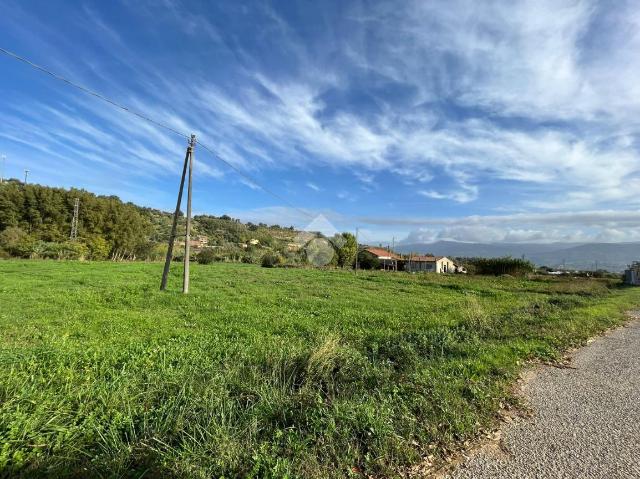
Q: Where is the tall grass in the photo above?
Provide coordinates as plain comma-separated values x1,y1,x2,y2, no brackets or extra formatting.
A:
0,261,638,477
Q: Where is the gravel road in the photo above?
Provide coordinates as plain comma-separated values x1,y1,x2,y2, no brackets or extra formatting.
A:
446,315,640,479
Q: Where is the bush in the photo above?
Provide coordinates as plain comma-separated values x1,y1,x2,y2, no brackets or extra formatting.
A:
261,252,284,268
196,248,218,264
0,227,34,258
470,257,535,276
357,251,380,270
40,241,89,260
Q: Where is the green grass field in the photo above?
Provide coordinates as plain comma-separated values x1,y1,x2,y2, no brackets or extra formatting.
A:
1,261,639,478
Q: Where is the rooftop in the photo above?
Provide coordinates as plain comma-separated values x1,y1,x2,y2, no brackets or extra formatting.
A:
363,247,402,260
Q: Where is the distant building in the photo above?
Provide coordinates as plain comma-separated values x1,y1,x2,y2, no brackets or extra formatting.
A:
624,262,640,285
176,235,208,250
362,247,402,271
194,236,208,247
405,255,459,274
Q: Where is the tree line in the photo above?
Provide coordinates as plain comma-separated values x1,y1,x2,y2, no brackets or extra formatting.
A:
0,180,358,267
0,180,153,260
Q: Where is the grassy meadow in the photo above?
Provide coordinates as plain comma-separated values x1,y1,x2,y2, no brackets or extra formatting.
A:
1,260,639,478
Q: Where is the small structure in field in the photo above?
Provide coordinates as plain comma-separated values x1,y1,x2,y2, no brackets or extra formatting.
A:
362,247,402,271
405,255,459,273
624,262,640,285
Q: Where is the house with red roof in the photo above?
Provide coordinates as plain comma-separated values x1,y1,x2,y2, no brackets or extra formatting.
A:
361,246,402,271
360,247,465,273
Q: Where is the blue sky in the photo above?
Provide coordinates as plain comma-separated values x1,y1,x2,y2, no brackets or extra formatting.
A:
1,0,640,244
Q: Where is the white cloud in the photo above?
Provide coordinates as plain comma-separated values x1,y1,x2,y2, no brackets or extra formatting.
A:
173,0,639,210
2,0,640,224
379,209,640,243
419,187,477,204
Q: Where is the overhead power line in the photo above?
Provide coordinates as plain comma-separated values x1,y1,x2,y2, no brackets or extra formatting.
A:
0,46,316,220
0,47,190,140
195,141,315,220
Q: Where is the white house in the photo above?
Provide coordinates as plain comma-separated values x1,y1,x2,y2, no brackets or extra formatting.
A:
405,255,459,273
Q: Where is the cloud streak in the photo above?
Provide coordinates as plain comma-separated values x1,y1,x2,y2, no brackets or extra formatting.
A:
1,0,639,242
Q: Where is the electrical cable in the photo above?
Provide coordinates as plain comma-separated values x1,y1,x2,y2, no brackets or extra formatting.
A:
0,46,317,220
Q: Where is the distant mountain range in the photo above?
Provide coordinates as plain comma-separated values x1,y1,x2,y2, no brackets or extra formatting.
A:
396,241,640,272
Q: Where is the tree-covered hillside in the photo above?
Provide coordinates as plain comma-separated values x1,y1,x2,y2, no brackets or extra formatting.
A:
0,180,301,262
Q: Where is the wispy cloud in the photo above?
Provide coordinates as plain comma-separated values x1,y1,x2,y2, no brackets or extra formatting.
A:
1,0,639,242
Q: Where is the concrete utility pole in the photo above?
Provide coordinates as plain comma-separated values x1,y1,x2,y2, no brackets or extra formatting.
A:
392,236,396,271
183,135,195,294
355,227,359,274
70,198,80,240
160,134,196,293
1,155,6,184
23,169,29,184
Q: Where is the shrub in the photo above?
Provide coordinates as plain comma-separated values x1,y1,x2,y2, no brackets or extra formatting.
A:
357,250,380,270
196,248,218,264
261,252,284,268
470,257,535,276
0,227,34,258
41,241,89,260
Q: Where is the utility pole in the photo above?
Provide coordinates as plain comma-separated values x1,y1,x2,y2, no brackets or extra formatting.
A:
1,155,5,184
70,198,80,241
160,134,196,293
354,227,359,274
23,169,29,184
183,134,195,294
392,236,396,271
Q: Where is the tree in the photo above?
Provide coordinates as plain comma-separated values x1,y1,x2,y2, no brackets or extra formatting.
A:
196,248,218,264
85,236,110,260
336,232,357,268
